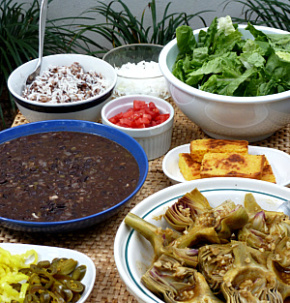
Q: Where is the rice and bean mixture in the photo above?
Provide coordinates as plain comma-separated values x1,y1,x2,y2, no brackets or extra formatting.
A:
22,62,108,104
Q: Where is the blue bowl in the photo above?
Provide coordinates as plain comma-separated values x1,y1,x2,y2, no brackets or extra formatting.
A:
0,120,148,232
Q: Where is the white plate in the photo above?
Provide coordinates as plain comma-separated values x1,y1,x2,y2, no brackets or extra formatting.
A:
114,178,290,303
0,243,96,303
162,144,290,186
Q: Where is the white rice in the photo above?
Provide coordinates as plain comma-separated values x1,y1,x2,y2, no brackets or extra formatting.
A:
113,61,169,99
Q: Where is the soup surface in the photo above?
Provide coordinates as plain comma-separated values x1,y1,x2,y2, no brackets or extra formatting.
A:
0,132,139,222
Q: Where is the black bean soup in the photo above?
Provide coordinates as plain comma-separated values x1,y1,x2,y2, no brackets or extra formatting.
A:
0,132,140,222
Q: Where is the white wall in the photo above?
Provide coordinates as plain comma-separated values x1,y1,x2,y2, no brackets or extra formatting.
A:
45,0,245,28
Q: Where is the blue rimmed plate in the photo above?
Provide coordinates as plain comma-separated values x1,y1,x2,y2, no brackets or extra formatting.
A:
114,178,290,303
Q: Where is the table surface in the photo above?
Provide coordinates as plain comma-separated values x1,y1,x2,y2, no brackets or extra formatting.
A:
6,100,290,302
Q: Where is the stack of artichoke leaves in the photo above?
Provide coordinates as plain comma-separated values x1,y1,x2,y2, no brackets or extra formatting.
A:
125,188,290,302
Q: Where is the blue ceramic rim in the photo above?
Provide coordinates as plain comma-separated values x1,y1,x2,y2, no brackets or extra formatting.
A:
0,120,149,229
13,89,114,113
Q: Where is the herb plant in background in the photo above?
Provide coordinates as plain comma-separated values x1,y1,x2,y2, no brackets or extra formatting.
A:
223,0,290,31
0,0,103,129
79,0,211,47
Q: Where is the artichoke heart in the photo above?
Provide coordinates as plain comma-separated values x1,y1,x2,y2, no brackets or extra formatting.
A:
173,201,248,248
238,194,290,252
164,188,212,232
141,254,223,303
221,241,283,303
267,236,290,300
124,212,198,267
198,242,236,294
171,246,199,268
124,213,180,261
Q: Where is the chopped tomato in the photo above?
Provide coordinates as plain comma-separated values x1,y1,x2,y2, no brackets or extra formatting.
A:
122,108,134,118
108,100,170,129
133,100,146,110
155,113,170,122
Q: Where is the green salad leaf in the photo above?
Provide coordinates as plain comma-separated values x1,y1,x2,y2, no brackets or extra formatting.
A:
172,16,290,96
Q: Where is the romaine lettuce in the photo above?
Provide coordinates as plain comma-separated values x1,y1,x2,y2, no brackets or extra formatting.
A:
172,16,290,96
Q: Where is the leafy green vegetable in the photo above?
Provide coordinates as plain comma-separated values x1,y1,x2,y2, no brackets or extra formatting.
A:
172,15,290,96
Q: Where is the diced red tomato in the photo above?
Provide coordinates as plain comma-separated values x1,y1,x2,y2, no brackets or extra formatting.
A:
133,100,146,111
122,108,134,118
108,100,170,129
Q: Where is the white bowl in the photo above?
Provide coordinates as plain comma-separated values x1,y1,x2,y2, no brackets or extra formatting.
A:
7,54,117,122
159,25,290,142
101,95,174,160
163,143,290,186
114,178,290,303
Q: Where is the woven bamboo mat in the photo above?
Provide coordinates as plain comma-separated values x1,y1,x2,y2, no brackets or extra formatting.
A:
5,101,290,302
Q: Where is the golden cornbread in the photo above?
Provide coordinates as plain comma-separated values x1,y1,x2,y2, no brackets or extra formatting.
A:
200,152,266,179
261,159,276,183
190,139,248,162
178,153,201,180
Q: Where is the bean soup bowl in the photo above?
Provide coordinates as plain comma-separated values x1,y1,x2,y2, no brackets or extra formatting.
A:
0,120,148,232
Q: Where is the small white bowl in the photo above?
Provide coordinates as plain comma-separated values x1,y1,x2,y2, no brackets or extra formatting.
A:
159,24,290,142
101,95,174,160
7,54,117,122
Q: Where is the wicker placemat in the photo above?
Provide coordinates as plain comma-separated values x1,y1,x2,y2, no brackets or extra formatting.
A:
5,100,290,302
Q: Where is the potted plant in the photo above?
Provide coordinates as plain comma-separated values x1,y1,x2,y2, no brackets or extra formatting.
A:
78,0,210,47
223,0,290,31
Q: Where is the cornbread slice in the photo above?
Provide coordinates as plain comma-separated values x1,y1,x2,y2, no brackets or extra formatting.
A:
200,152,266,179
261,158,276,183
178,153,201,180
190,139,249,162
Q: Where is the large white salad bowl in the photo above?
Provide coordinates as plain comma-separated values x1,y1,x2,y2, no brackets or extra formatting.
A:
159,24,290,142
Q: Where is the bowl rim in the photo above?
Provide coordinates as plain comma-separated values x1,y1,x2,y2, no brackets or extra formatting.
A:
7,54,118,108
159,24,290,103
103,43,165,80
0,120,148,230
101,94,174,134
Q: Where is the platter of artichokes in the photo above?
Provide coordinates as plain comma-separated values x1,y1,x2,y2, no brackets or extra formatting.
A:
114,177,290,303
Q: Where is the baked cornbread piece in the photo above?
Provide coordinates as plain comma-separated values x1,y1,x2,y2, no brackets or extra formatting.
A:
200,152,266,179
178,153,201,180
190,139,249,162
261,158,276,183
